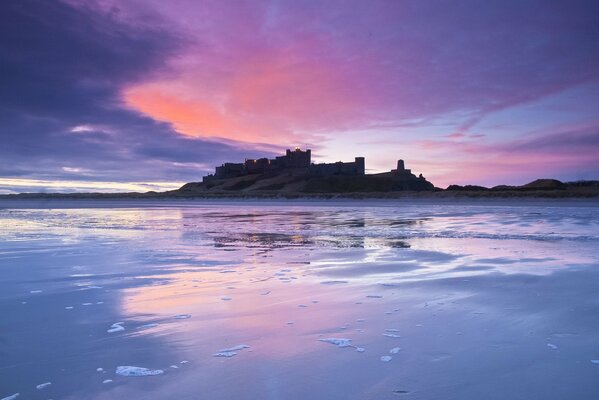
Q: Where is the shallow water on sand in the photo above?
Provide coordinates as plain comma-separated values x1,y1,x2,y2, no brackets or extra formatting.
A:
1,200,598,399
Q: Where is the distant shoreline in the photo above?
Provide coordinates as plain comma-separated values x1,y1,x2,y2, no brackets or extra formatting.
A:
1,198,599,213
2,178,598,202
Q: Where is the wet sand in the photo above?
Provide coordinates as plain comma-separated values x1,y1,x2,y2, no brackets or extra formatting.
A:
1,200,598,399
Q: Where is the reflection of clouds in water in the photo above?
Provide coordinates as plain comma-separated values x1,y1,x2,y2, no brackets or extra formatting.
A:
1,201,598,399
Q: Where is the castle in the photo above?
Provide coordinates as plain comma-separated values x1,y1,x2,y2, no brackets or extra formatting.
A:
204,148,365,182
202,147,424,184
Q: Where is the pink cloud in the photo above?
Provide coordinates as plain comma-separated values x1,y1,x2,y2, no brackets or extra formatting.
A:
69,0,599,186
415,122,599,187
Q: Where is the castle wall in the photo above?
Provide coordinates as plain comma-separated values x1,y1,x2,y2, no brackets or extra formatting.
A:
308,157,365,177
215,163,246,179
245,158,270,174
205,149,372,181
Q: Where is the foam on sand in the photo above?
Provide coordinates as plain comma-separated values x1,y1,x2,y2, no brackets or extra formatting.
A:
138,323,159,329
115,366,164,376
174,314,191,319
381,356,392,362
1,394,19,400
107,322,124,333
390,347,401,354
318,338,353,347
36,382,51,390
213,344,250,357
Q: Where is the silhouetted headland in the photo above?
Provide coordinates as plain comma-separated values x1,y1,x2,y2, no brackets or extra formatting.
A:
1,149,598,200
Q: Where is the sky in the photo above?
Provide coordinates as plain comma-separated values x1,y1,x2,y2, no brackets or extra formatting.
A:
1,0,598,193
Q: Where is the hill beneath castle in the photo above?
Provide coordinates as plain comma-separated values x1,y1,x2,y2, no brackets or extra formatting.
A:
180,169,435,194
1,178,598,200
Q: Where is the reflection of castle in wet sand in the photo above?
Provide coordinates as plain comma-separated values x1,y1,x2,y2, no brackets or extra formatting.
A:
194,148,434,192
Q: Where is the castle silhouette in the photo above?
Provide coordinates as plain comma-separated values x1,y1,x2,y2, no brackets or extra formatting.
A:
202,147,425,183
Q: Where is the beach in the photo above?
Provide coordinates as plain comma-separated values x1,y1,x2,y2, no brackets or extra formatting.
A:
1,199,598,399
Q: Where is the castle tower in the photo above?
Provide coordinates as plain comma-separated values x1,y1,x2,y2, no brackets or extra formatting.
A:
397,159,405,171
355,157,365,175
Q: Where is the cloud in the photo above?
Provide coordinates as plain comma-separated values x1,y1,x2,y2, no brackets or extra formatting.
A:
1,0,598,191
0,0,268,190
415,122,599,187
115,0,599,142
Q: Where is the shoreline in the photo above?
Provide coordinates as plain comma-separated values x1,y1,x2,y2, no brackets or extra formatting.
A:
1,196,598,209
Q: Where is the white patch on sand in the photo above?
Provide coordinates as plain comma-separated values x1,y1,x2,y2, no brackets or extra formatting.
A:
115,366,164,376
220,345,250,352
591,360,599,365
390,347,401,354
1,393,19,400
36,382,51,390
170,365,179,369
380,356,392,362
221,296,232,301
65,306,74,310
214,344,250,357
102,379,113,384
547,343,558,350
30,290,42,294
139,323,159,329
174,314,191,319
82,302,93,306
96,367,104,372
382,333,401,338
107,322,124,333
180,360,189,364
214,351,237,358
356,347,366,352
96,301,104,304
318,338,353,347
